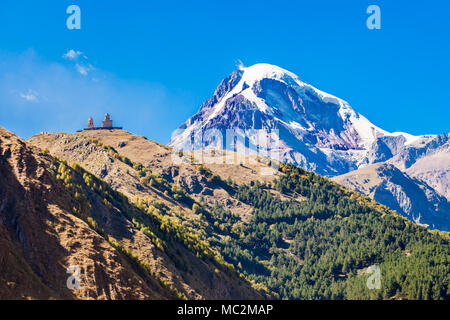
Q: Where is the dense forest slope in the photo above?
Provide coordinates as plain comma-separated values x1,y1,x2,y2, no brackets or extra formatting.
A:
29,129,450,300
228,165,449,299
0,128,264,300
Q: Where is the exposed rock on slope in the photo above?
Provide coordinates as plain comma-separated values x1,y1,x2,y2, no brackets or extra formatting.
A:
334,134,450,231
11,128,450,300
333,163,450,231
387,133,450,200
29,129,278,222
1,128,264,299
0,128,168,299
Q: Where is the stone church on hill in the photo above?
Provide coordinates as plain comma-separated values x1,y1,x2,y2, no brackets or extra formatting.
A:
81,113,122,131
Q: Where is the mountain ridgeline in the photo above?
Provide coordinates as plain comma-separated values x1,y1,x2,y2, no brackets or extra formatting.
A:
169,63,450,231
26,128,449,300
169,63,424,176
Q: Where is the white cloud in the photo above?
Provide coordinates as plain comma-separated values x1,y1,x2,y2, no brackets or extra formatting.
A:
0,49,193,141
63,49,93,75
75,64,88,75
63,49,84,60
75,63,94,76
236,59,245,70
19,89,39,102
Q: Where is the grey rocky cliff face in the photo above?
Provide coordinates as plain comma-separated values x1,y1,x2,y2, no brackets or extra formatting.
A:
373,164,450,230
388,134,449,170
367,135,407,164
395,134,450,200
204,94,271,131
334,163,450,231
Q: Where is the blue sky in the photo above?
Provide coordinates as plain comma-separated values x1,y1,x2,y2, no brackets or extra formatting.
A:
0,0,449,142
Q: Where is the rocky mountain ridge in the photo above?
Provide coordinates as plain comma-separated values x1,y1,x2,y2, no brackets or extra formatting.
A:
168,63,449,230
333,162,450,231
169,63,427,177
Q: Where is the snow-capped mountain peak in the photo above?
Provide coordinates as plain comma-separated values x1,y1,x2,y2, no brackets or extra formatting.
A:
206,63,347,121
169,63,427,176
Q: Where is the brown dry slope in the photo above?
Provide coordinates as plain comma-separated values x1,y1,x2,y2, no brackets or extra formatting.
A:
29,129,280,222
1,128,264,299
0,128,170,299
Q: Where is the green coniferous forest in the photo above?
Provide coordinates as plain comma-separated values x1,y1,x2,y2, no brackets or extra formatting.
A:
194,164,449,299
49,142,450,300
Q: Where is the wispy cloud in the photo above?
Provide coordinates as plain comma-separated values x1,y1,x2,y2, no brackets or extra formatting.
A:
236,59,245,70
63,49,93,75
19,89,39,102
75,63,94,76
63,49,84,60
0,49,193,140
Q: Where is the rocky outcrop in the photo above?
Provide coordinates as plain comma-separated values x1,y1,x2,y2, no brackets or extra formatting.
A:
177,174,205,194
388,134,450,200
333,163,450,231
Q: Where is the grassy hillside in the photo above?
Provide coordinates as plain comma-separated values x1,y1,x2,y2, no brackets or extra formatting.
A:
0,127,264,299
28,130,450,300
333,162,450,231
